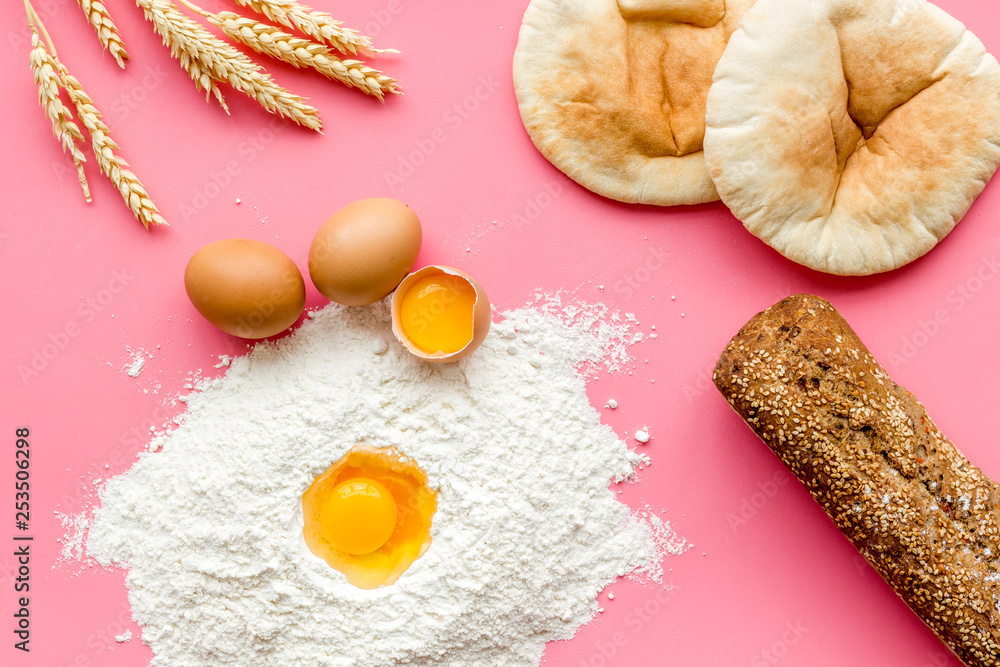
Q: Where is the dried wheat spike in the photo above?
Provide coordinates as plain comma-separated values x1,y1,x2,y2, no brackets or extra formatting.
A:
77,0,129,68
136,0,233,110
60,67,168,228
209,11,400,100
29,30,91,201
180,49,230,110
231,0,376,55
136,0,322,131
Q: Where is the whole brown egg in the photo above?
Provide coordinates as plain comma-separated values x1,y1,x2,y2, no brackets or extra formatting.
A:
184,239,306,339
308,198,422,306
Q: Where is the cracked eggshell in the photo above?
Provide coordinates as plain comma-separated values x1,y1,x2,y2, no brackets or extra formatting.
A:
184,238,306,339
390,266,491,363
308,198,422,306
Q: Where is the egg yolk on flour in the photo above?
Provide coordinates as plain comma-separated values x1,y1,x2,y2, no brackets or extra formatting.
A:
302,445,437,589
398,274,477,354
319,478,397,555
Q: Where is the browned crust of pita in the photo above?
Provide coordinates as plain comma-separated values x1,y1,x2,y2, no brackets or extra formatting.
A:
714,294,1000,666
618,0,725,26
705,0,1000,275
514,0,754,206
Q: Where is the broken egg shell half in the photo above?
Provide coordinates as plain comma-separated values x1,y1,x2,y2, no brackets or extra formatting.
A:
390,266,491,363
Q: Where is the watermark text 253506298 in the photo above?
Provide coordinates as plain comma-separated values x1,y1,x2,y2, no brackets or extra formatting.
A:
13,427,32,652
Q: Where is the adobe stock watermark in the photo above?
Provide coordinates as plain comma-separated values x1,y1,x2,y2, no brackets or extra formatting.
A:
17,268,136,384
721,92,819,183
577,584,679,667
49,66,170,186
681,362,716,404
921,651,956,667
750,620,809,666
179,117,287,222
384,74,502,191
56,600,133,667
230,268,304,338
7,0,73,53
847,558,955,665
115,401,178,458
393,274,467,338
888,253,1000,371
509,176,570,234
56,402,178,524
360,0,406,40
681,287,795,402
110,65,170,121
613,246,670,300
726,470,791,533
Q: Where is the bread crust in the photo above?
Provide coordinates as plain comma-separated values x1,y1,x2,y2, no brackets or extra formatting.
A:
512,0,756,206
714,294,1000,666
703,0,1000,275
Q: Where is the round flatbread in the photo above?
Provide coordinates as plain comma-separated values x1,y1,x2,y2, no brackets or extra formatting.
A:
704,0,1000,275
513,0,756,206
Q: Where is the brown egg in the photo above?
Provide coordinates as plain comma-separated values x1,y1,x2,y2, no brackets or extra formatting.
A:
184,239,306,339
308,198,422,306
390,266,491,363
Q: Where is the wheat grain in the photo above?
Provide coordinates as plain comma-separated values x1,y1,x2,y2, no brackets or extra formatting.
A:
29,30,91,201
135,0,322,131
135,0,233,111
25,0,164,227
231,0,377,56
77,0,129,69
206,10,400,100
181,48,230,110
60,67,168,228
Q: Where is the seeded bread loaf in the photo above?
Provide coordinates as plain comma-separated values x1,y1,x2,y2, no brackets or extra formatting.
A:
713,294,1000,666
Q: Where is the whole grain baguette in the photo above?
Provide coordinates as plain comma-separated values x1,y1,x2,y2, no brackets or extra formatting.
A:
713,294,1000,666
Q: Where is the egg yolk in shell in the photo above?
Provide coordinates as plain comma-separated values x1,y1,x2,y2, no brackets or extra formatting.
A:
398,274,477,354
302,445,437,589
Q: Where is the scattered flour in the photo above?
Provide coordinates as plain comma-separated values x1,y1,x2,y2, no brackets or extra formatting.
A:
116,629,133,643
123,348,146,378
56,511,89,563
86,296,684,666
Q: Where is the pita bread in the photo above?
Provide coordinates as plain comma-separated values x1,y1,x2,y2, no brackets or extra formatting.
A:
513,0,755,206
704,0,1000,275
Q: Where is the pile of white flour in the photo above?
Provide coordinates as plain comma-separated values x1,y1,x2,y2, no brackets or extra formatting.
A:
86,296,684,666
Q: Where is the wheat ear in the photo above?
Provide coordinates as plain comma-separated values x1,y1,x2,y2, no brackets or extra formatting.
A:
136,0,322,131
61,68,168,228
198,9,399,100
28,29,91,201
77,0,129,68
230,0,379,56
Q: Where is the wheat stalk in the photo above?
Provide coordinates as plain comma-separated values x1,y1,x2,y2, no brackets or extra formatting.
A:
136,0,323,131
28,29,91,201
77,0,129,69
198,9,399,100
230,0,378,56
135,0,229,109
180,49,229,110
26,0,165,227
61,68,168,228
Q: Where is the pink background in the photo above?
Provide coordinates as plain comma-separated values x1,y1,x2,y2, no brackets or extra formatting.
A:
2,0,999,665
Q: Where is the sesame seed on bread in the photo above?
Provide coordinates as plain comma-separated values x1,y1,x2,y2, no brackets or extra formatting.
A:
714,294,1000,666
